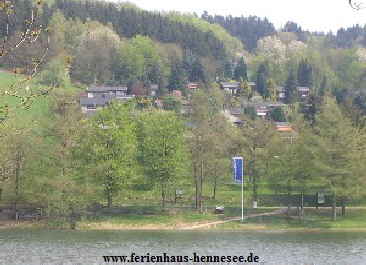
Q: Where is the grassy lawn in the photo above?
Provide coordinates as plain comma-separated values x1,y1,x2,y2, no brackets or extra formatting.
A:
217,208,366,230
72,207,279,230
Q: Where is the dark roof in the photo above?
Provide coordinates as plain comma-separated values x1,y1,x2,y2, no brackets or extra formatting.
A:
297,87,310,92
252,102,285,109
225,107,243,115
80,97,108,106
186,121,198,129
87,87,128,93
80,95,135,106
220,82,239,88
150,84,159,90
275,122,292,127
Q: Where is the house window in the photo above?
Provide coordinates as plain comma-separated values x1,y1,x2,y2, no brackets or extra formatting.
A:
116,90,126,96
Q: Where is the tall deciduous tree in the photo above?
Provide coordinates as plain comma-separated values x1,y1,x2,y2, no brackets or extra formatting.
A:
237,78,252,99
237,116,277,206
75,102,137,211
187,88,225,212
266,78,277,101
136,109,189,212
311,97,365,220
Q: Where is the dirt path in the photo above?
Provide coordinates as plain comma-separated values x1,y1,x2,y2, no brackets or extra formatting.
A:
180,208,287,230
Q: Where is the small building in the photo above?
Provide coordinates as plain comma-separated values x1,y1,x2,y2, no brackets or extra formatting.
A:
87,87,128,98
276,87,285,101
224,107,243,126
187,82,198,90
149,84,159,97
80,86,135,116
297,87,310,102
251,102,285,118
275,122,293,132
220,81,239,95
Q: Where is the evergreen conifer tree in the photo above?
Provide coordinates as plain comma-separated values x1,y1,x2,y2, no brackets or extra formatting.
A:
284,70,298,104
234,57,248,81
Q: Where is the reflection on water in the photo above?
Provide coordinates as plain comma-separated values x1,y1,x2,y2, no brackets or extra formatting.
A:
1,229,366,264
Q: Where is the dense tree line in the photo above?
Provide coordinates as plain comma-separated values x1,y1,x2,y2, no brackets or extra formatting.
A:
201,11,276,51
1,0,227,61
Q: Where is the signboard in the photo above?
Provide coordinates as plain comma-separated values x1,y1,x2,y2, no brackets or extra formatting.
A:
232,157,243,183
318,191,325,204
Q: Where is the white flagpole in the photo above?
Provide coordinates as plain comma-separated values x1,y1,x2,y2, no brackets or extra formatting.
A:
241,160,244,221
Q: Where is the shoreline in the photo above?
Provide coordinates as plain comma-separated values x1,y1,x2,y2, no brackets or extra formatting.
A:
4,220,366,232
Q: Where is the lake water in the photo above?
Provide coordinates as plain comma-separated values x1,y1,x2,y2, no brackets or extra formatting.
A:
1,229,366,264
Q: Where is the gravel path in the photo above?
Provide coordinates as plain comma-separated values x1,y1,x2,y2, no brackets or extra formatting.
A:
180,208,287,230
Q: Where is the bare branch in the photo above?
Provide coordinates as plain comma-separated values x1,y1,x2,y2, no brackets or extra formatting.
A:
349,0,366,10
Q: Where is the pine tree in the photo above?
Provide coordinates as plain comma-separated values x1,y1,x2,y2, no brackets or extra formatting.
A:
234,57,248,81
297,59,313,88
191,59,206,83
319,76,328,98
168,62,188,94
223,61,232,80
284,70,298,104
255,62,269,97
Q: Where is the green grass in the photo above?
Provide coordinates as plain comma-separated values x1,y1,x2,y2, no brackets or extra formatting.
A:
216,208,366,230
73,208,279,230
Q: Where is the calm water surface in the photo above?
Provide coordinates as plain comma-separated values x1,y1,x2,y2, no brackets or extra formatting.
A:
1,229,366,264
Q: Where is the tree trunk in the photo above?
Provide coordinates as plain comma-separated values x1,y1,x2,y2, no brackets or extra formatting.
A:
213,176,218,200
287,192,292,220
213,163,218,200
199,143,204,214
287,188,291,220
332,194,337,221
107,190,112,212
106,173,113,212
252,151,258,205
162,187,165,213
341,197,346,215
14,147,21,221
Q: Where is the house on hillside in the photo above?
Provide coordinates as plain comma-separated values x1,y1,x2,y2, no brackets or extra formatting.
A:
80,86,135,115
224,107,243,126
276,87,285,101
187,82,198,90
149,84,159,97
274,122,296,141
220,81,239,95
297,87,310,102
251,102,285,119
87,86,128,98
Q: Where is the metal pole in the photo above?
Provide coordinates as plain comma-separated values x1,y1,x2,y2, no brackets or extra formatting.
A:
242,162,244,221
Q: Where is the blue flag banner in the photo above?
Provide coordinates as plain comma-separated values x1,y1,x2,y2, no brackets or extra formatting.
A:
232,157,243,183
